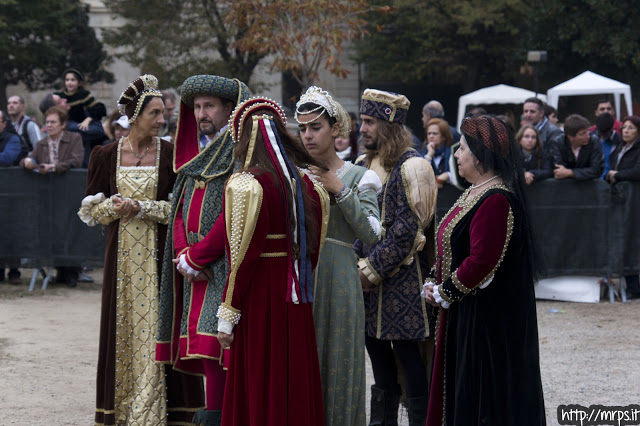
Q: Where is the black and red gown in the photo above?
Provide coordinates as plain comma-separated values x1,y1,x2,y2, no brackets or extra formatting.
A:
426,184,545,426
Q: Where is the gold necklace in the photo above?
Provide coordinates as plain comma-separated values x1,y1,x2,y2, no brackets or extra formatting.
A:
127,137,152,166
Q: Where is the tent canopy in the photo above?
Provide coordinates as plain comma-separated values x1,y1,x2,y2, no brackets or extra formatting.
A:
456,84,546,129
546,71,632,121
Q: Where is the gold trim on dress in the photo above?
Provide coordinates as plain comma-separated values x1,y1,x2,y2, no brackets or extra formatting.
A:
314,181,330,255
325,237,353,249
266,233,286,239
439,183,511,301
260,252,287,257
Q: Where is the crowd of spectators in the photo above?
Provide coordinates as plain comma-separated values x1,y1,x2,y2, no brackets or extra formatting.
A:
2,74,639,297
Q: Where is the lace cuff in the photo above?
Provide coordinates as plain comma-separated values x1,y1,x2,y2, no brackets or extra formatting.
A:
433,285,451,309
77,193,116,226
135,199,172,224
177,254,199,276
217,303,242,325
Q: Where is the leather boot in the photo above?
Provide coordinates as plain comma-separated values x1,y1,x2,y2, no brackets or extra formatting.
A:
193,409,222,426
406,395,427,426
369,385,400,426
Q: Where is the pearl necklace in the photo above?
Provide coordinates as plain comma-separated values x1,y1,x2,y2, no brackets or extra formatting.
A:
470,174,501,189
127,137,153,166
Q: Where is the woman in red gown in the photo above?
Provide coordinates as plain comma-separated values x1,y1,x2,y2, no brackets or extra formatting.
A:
215,98,329,426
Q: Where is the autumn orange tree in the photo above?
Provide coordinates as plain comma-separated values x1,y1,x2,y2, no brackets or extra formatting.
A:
228,0,369,90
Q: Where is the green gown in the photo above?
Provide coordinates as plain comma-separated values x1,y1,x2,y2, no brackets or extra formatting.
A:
312,162,381,426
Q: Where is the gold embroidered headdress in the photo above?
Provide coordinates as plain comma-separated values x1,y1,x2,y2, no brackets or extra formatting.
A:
117,74,163,124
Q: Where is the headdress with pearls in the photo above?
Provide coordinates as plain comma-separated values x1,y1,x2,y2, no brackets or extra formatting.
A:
294,86,351,138
117,74,163,124
229,97,314,304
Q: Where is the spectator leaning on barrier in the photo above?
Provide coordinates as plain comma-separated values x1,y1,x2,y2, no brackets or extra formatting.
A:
550,114,604,180
0,109,26,285
522,97,563,148
7,95,42,153
592,112,622,178
605,115,640,185
0,110,22,166
20,106,83,174
605,116,640,300
518,124,553,185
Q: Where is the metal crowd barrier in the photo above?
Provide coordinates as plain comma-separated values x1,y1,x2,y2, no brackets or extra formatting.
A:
1,168,638,289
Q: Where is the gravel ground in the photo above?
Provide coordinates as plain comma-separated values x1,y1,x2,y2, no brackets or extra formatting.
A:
0,270,638,426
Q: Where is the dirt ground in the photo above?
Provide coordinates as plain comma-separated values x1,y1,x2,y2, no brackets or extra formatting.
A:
0,270,639,426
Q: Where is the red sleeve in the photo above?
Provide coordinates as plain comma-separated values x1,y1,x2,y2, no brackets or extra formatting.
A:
456,193,509,289
184,212,226,270
440,193,511,300
173,195,189,257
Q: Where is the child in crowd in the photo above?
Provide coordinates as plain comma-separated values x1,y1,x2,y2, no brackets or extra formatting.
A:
54,69,106,135
54,68,107,166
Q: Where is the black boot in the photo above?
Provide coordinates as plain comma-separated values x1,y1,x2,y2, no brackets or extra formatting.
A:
406,395,427,426
193,409,222,426
369,385,400,426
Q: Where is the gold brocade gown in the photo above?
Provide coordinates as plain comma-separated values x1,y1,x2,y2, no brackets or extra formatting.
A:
113,141,168,425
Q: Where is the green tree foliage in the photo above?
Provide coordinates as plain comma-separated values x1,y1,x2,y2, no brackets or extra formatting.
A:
102,0,265,89
0,0,112,109
355,0,526,93
523,0,640,93
356,0,640,99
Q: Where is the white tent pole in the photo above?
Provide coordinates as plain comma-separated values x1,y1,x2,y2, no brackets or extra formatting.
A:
614,93,621,120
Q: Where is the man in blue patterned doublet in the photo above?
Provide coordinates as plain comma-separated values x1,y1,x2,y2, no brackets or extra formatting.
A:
354,88,438,426
156,75,250,425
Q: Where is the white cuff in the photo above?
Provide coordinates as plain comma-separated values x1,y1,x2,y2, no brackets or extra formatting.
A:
77,192,106,226
479,275,493,289
421,280,435,298
178,254,199,276
368,216,382,238
433,285,450,309
218,317,233,334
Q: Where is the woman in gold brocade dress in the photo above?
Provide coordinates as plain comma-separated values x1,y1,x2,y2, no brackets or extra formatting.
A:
78,75,203,425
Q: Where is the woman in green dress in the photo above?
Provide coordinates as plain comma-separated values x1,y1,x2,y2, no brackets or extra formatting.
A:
296,86,381,426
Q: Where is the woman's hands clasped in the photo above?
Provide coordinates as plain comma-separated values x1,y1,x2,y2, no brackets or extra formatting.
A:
112,195,140,223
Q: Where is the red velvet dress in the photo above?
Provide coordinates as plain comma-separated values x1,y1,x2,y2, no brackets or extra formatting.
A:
218,171,329,426
427,186,545,426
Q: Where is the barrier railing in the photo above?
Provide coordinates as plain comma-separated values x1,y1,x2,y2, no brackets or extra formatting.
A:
0,168,105,268
1,168,637,279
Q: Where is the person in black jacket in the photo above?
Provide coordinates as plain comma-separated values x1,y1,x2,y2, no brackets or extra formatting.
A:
550,114,604,180
604,115,640,299
518,124,553,184
522,97,563,148
605,115,640,184
53,69,107,166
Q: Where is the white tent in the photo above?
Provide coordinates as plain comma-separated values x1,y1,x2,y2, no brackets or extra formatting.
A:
456,84,546,129
546,71,632,121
